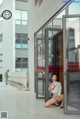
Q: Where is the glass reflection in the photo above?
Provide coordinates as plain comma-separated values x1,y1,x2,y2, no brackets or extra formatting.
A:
66,17,80,112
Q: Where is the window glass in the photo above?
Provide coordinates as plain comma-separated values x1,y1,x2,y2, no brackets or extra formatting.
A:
22,34,28,39
22,11,27,20
15,10,21,20
22,21,27,25
16,68,21,72
16,33,21,39
15,10,28,25
56,10,65,18
37,30,43,45
53,10,65,28
15,33,28,49
22,44,28,49
15,44,21,48
15,20,21,25
46,21,53,28
69,2,80,14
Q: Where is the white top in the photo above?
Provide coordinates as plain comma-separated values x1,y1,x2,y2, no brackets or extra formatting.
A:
50,81,62,96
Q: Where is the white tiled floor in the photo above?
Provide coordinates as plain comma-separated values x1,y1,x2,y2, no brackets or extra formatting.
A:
0,84,80,119
0,83,18,92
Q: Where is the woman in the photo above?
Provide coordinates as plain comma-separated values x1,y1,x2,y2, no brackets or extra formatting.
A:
44,74,62,107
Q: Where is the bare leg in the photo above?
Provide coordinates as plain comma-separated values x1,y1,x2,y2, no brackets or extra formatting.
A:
44,98,57,107
55,95,64,108
55,95,63,103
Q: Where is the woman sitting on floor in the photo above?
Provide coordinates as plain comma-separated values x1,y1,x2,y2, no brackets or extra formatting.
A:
44,74,62,107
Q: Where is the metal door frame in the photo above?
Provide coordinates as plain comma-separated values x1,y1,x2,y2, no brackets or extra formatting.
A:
63,14,80,114
45,28,62,101
35,37,45,99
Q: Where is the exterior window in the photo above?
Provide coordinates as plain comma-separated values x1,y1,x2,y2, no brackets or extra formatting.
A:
15,10,28,25
15,58,28,71
15,33,28,49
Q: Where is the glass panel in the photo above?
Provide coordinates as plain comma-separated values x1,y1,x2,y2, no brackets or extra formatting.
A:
16,33,21,39
16,39,21,43
22,63,28,68
21,34,28,39
22,21,27,25
48,30,63,83
53,10,65,28
16,68,21,72
37,40,45,98
22,44,28,48
46,21,53,28
65,17,80,113
38,44,43,59
15,44,21,48
16,63,21,68
22,39,27,44
15,20,21,25
48,30,59,38
37,30,43,45
15,10,21,20
22,11,28,20
22,58,27,62
69,2,80,14
45,28,64,101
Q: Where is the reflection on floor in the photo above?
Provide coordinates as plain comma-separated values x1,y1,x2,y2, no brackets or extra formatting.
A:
0,86,80,119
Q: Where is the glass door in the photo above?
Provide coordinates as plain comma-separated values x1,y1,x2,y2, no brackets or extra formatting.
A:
35,30,45,99
45,28,64,101
63,15,80,114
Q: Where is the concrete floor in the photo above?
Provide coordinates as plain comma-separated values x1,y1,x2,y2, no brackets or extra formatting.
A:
0,84,80,119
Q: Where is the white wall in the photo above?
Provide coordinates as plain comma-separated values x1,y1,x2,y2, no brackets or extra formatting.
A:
0,0,15,82
16,49,28,58
16,1,29,10
16,25,28,34
28,0,65,92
